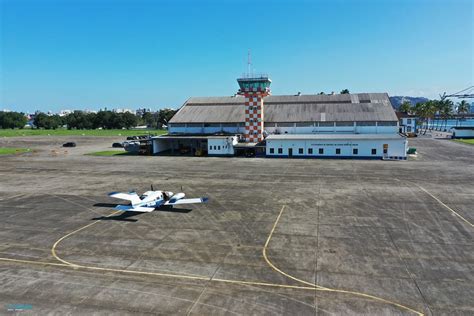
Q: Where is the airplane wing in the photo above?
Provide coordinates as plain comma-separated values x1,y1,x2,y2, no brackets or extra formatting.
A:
165,197,209,206
114,205,155,213
108,192,141,206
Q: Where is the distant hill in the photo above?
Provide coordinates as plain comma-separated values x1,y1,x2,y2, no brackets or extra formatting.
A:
389,96,430,110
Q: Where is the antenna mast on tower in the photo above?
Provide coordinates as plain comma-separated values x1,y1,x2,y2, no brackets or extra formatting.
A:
247,49,252,77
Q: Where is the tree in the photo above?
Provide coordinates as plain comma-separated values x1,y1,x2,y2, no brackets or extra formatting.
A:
141,112,155,128
457,100,470,115
34,113,62,129
120,112,138,129
440,99,454,131
340,89,350,94
156,108,177,128
0,111,27,129
399,101,412,114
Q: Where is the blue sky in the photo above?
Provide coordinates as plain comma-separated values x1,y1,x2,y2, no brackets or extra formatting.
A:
1,0,472,113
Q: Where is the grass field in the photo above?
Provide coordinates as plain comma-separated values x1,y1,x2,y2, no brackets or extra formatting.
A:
85,150,133,156
454,139,474,145
0,129,166,137
0,147,30,155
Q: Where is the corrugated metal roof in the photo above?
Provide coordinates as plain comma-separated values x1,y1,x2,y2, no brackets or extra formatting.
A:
170,93,397,123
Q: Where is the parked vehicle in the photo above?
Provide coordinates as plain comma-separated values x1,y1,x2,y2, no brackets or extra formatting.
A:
112,142,124,148
63,142,76,147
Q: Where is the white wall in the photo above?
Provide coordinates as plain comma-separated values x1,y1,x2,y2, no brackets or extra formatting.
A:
452,129,474,138
208,137,238,155
266,138,407,159
152,139,171,154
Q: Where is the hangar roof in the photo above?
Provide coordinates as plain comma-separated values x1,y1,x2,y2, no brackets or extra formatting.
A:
170,93,398,124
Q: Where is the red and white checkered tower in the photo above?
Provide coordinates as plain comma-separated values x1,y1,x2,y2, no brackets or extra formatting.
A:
237,74,272,143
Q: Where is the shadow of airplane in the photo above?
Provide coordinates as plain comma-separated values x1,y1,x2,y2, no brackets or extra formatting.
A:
91,204,192,222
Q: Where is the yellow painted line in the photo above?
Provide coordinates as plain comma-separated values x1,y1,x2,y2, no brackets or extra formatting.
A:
0,257,71,268
416,185,473,227
262,205,323,288
4,202,425,315
0,256,322,291
263,205,424,316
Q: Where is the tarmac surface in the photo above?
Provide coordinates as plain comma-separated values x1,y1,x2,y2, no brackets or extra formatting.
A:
0,136,472,315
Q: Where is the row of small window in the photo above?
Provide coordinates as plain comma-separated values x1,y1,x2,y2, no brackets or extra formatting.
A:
210,145,229,151
269,148,379,155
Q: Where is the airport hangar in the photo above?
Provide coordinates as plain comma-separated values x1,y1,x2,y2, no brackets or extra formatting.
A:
153,77,407,159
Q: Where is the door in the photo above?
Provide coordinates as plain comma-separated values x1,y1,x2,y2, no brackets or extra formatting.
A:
288,148,293,157
383,144,388,155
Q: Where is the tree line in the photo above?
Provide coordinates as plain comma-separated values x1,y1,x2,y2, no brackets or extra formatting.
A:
0,109,177,130
399,99,471,133
0,111,28,129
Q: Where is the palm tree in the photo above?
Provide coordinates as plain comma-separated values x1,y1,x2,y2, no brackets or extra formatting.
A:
399,101,412,114
440,99,454,131
457,100,470,114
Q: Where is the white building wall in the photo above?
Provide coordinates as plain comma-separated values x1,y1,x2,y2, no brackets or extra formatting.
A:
208,137,238,155
399,118,417,133
266,138,407,159
452,128,474,138
152,139,172,154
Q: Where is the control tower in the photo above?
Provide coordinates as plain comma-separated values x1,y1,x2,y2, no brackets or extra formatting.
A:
237,74,272,143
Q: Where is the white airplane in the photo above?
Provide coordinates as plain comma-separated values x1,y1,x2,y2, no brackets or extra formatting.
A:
108,185,208,212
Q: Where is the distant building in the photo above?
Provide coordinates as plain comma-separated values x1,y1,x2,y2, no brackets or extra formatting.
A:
113,108,134,114
136,108,152,116
396,112,418,134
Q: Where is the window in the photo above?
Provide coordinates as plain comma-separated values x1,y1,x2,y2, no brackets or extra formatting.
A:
278,148,283,154
319,122,334,127
356,121,376,126
371,149,377,155
353,148,358,155
377,121,397,126
299,148,303,154
335,122,353,127
218,146,221,150
319,148,324,154
407,126,411,132
269,148,274,154
308,148,313,154
336,148,341,155
407,119,412,124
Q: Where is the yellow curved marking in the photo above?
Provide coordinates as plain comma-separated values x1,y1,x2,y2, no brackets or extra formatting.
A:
51,214,114,267
263,205,424,316
13,203,423,314
416,184,473,227
262,205,323,288
0,257,318,291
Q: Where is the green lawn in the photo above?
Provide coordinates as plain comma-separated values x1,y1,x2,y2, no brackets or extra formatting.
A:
454,139,474,145
0,147,31,155
85,150,133,156
0,128,166,137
